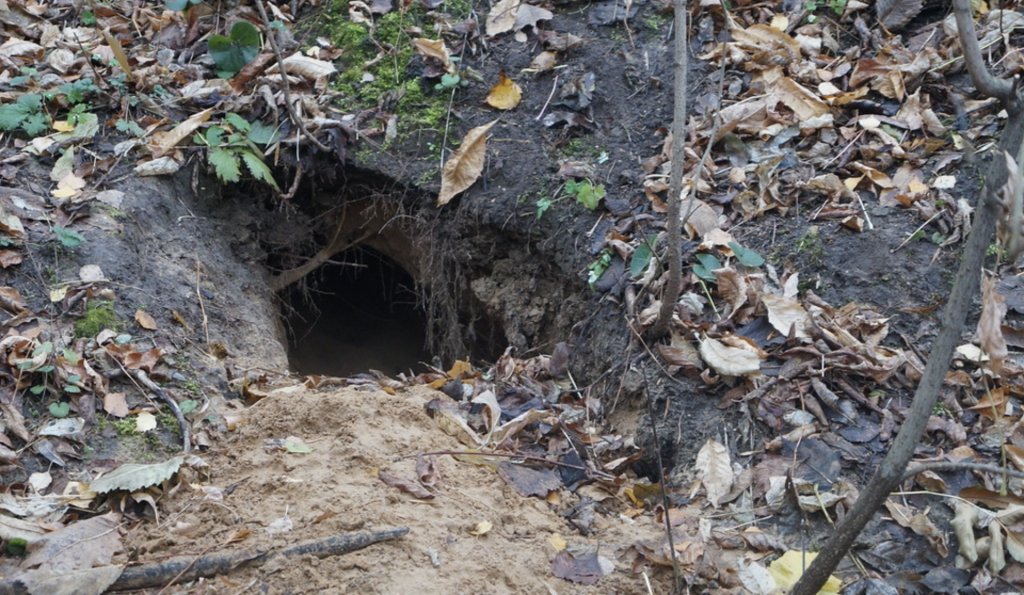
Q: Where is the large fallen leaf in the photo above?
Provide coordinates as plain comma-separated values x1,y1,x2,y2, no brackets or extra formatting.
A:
485,71,522,110
768,551,841,593
486,0,520,36
438,120,497,206
88,456,184,494
149,108,213,157
699,335,762,377
411,38,453,73
22,512,122,572
761,294,810,339
876,0,922,31
695,439,732,508
979,275,1008,373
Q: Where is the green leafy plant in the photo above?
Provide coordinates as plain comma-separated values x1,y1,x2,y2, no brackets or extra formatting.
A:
729,242,765,268
208,21,261,78
166,0,203,10
804,0,846,21
693,253,723,282
565,179,606,210
0,94,50,136
49,402,70,418
53,79,98,106
179,399,199,415
54,226,85,249
630,236,657,278
587,249,613,289
194,113,280,189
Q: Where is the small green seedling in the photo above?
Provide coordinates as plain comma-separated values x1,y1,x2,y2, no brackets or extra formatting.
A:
587,249,613,289
54,226,85,249
630,235,658,278
729,242,765,268
208,21,261,78
195,113,280,189
49,402,70,418
0,94,50,136
693,253,722,282
564,179,606,210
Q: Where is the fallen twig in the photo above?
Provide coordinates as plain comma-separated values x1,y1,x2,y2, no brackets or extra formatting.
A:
0,528,409,595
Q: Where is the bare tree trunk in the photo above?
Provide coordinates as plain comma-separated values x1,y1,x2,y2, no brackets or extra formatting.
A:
791,1,1023,592
651,0,688,338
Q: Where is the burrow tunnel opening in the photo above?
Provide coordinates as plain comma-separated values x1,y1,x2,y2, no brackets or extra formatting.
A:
283,246,433,377
272,179,506,377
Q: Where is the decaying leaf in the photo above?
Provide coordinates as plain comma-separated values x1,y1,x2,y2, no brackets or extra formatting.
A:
438,120,498,206
88,456,184,494
952,500,978,563
979,275,1008,373
876,0,923,31
485,71,522,110
379,471,434,499
699,335,762,377
134,310,158,330
695,439,733,508
761,294,810,339
135,411,157,433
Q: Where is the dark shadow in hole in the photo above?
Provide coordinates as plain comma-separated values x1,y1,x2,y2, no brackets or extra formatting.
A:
285,247,432,377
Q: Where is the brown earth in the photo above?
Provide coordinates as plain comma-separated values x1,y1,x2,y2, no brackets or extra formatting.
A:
124,384,675,595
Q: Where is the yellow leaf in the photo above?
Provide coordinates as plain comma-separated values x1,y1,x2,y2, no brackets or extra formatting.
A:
549,533,566,551
486,71,522,110
447,359,473,378
136,411,157,433
49,286,67,302
767,551,841,594
438,120,497,206
52,120,75,133
469,521,492,535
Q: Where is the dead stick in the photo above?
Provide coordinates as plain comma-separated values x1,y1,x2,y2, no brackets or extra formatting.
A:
650,0,689,338
0,528,409,595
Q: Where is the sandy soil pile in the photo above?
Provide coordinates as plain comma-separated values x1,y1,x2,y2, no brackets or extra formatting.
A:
124,384,673,594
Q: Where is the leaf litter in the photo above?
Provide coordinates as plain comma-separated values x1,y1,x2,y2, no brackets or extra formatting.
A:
0,0,1024,591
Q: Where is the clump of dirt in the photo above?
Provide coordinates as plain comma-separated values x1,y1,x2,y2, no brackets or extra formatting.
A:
124,384,675,594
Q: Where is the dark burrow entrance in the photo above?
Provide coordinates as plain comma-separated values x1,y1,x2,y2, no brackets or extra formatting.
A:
283,246,432,377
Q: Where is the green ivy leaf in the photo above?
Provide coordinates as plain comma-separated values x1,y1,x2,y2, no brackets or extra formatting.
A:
693,253,722,282
209,148,242,183
728,242,765,268
49,402,70,418
54,226,84,248
179,400,199,415
64,385,81,394
208,21,261,77
630,237,656,278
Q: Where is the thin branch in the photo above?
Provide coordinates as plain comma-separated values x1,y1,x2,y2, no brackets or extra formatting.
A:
254,0,332,154
651,0,688,338
953,0,1014,103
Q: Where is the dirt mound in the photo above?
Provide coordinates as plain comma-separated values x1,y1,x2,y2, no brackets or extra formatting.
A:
125,384,673,594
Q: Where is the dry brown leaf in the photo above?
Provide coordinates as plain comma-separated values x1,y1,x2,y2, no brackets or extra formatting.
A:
979,275,1008,373
411,38,453,73
695,439,733,508
438,120,497,206
150,108,213,157
699,335,761,377
952,500,978,563
379,471,434,499
529,50,558,71
486,0,520,36
134,310,158,330
485,71,522,110
876,0,923,31
103,393,129,418
761,294,809,339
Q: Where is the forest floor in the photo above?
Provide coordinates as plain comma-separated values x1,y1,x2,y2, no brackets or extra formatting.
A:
1,0,1023,593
